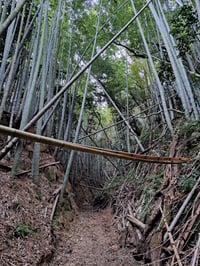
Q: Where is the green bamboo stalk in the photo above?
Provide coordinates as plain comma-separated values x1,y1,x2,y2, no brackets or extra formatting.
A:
195,0,200,21
11,3,44,176
149,0,199,119
32,1,49,184
0,1,18,92
125,52,131,153
0,0,27,36
0,0,153,160
61,0,103,197
0,5,25,120
131,0,173,135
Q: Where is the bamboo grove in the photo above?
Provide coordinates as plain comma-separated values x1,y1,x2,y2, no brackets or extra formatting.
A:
0,0,199,189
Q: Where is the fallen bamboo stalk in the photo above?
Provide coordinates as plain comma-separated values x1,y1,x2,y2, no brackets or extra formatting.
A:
50,193,60,222
191,233,200,266
164,176,200,241
126,214,146,230
160,206,183,266
0,125,190,164
16,161,61,176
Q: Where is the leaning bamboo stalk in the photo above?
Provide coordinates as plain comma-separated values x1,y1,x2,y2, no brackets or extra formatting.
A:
160,206,183,266
50,193,59,222
86,144,188,163
61,0,103,197
164,176,200,241
0,0,27,36
131,0,173,134
32,1,48,183
0,0,153,161
0,125,189,164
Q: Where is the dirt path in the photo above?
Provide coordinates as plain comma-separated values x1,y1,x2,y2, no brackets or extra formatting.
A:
51,207,137,266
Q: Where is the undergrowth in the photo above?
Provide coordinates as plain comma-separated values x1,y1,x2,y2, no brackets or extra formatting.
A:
14,223,36,238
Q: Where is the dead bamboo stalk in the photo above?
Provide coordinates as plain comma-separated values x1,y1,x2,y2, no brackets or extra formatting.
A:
160,206,183,266
0,125,190,164
16,161,60,176
164,176,200,241
126,214,146,230
50,193,60,222
191,233,200,266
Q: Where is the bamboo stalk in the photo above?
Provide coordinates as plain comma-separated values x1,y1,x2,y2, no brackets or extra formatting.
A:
160,206,183,266
191,233,200,266
0,125,190,164
0,0,154,161
0,0,27,36
16,161,61,176
164,176,200,241
126,214,146,230
50,193,59,222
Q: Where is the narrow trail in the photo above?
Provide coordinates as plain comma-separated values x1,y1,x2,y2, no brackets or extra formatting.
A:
51,207,138,266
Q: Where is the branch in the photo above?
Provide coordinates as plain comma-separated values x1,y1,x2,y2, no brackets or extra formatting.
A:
188,71,200,78
113,41,148,58
0,163,11,171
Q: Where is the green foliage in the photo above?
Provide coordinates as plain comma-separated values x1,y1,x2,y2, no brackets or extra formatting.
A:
178,157,200,192
59,193,72,212
170,4,199,56
14,223,36,238
129,59,149,104
158,59,174,83
107,169,135,190
178,175,196,193
138,185,154,220
178,120,200,136
178,120,200,156
146,171,164,190
98,106,113,126
141,127,162,142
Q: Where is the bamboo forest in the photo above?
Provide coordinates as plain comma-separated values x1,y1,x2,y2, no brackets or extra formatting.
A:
0,0,200,265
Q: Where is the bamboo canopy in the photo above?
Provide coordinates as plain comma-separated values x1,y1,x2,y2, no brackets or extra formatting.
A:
0,125,189,164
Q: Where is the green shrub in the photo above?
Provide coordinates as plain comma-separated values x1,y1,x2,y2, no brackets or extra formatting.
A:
14,223,36,238
178,176,196,193
178,120,200,136
146,171,164,190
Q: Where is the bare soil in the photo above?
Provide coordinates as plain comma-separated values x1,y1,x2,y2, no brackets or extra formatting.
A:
49,207,137,266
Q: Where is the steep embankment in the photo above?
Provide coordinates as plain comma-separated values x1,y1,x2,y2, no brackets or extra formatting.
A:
0,149,61,265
